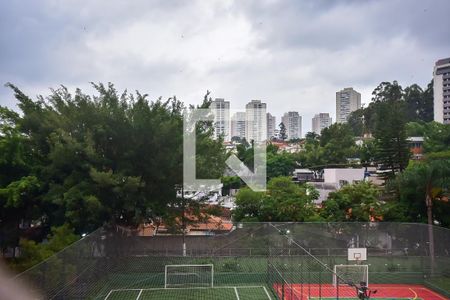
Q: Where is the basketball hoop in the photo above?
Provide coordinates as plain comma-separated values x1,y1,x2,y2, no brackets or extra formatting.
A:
348,248,367,265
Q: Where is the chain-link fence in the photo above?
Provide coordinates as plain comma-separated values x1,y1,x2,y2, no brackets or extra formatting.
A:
11,222,450,299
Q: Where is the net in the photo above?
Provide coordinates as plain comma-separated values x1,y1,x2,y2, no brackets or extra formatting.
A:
267,223,354,300
333,265,369,287
9,222,450,299
165,264,213,288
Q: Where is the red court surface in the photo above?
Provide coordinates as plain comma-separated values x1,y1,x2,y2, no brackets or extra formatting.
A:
275,284,449,300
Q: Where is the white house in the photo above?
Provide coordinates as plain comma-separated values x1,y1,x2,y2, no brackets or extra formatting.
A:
308,168,366,203
323,168,365,188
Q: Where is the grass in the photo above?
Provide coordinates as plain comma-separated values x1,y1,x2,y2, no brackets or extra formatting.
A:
105,286,272,300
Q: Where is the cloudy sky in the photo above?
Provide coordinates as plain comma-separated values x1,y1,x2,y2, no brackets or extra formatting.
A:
1,0,449,133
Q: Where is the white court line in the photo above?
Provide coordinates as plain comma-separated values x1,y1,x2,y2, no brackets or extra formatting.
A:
136,289,143,300
422,288,448,300
262,286,272,300
103,290,114,300
106,286,273,299
107,285,266,291
234,287,240,300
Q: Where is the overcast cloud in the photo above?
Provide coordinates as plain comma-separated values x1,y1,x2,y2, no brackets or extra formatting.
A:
1,0,449,132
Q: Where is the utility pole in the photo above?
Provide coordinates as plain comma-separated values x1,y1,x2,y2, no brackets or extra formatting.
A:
175,184,187,257
181,184,186,257
426,187,435,275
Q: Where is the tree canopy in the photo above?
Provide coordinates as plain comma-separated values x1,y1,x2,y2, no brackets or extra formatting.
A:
0,83,227,257
234,177,319,222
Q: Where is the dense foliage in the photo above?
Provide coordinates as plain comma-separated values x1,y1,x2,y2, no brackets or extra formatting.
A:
234,80,449,228
234,177,319,222
0,83,227,260
1,79,449,271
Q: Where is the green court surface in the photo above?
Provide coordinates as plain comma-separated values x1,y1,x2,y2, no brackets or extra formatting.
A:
104,286,273,300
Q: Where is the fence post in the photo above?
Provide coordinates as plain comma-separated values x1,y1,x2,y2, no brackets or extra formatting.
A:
300,261,304,300
336,276,339,300
318,268,322,299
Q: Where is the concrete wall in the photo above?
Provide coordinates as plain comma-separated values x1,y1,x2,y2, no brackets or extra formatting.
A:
434,73,444,123
324,168,365,186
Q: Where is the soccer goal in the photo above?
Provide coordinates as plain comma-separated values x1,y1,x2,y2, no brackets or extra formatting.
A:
164,264,214,288
333,265,369,287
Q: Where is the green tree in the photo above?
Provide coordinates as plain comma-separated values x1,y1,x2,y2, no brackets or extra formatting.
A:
405,121,427,137
305,131,319,141
0,106,42,256
295,137,325,168
423,122,450,153
266,177,318,221
396,159,450,227
234,177,319,222
279,122,287,141
395,158,450,272
12,224,79,272
236,141,254,171
1,83,227,254
420,81,434,122
404,82,433,122
320,123,356,164
320,182,384,222
233,188,264,222
267,152,295,180
405,121,450,155
372,82,410,175
221,176,242,195
347,109,365,136
348,81,433,137
358,140,376,167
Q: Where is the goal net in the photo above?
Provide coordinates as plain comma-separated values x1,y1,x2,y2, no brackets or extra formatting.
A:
333,265,369,287
165,264,214,288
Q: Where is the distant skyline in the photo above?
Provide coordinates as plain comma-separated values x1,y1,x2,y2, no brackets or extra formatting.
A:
1,0,449,132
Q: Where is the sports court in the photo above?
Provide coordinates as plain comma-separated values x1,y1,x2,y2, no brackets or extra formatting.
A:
275,284,448,300
104,286,273,299
101,284,448,300
13,223,450,299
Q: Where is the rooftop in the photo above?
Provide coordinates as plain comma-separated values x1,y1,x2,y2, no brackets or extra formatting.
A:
435,57,450,66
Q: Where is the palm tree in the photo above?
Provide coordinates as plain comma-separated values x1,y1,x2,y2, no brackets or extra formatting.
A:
398,159,450,274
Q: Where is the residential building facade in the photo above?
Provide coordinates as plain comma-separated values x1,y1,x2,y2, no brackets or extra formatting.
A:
281,111,302,140
433,57,450,124
266,113,276,140
312,113,332,135
245,100,267,142
336,87,361,123
211,98,230,141
230,112,246,139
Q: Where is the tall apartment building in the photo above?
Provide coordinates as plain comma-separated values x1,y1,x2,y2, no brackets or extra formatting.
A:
266,113,276,140
245,100,267,142
312,113,332,135
230,112,246,139
211,98,230,141
433,57,450,124
281,111,302,140
336,87,361,123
